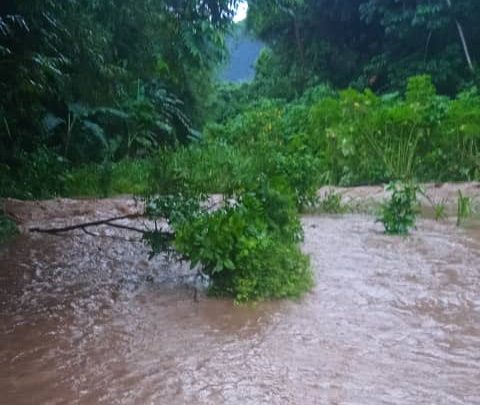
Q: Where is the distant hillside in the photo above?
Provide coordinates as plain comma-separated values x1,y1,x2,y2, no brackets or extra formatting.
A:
220,22,263,83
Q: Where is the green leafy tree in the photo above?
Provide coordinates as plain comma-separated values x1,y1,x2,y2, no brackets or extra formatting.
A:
0,0,239,173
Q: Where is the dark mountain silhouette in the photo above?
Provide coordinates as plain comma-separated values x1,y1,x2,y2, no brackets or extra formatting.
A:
220,22,263,83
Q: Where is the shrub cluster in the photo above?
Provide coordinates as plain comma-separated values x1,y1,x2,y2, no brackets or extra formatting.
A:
210,75,479,186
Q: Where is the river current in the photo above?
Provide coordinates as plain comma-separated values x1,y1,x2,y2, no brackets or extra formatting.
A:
1,215,479,404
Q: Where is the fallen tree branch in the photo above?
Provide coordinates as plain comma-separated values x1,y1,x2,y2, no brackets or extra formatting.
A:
29,214,143,234
81,227,98,237
102,222,148,234
80,227,144,243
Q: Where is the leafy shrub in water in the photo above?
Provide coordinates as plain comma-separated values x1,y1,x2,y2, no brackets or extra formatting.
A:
378,181,420,235
174,182,313,302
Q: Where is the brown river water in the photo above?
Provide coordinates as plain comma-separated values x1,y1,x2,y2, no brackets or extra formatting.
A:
1,214,480,404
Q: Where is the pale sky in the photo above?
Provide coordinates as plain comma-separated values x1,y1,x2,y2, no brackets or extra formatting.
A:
234,1,248,22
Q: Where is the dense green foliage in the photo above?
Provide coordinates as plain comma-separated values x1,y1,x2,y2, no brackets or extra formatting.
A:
210,75,479,186
247,0,479,98
1,0,237,180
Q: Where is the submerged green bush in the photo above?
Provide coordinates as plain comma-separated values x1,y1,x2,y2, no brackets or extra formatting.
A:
378,181,420,235
174,183,313,302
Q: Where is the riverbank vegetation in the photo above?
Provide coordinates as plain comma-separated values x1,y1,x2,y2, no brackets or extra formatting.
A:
1,1,479,299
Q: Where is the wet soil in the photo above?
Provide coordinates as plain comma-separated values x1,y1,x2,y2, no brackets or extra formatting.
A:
1,186,480,404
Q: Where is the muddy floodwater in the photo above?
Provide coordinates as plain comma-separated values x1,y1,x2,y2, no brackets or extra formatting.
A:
1,214,480,404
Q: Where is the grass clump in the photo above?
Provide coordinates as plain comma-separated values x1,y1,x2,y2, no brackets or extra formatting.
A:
317,190,345,214
433,201,447,221
456,191,473,226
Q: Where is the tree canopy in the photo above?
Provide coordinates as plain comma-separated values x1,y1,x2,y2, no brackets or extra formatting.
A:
247,0,479,97
0,0,238,165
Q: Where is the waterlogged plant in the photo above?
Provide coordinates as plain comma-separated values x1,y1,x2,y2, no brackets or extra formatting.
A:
433,201,447,221
317,190,345,214
378,181,420,235
174,183,313,302
456,191,472,226
421,192,447,221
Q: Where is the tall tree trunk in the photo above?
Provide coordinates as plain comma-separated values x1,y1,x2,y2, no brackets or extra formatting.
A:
445,0,475,72
293,17,305,74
